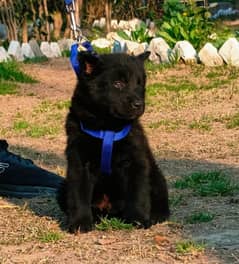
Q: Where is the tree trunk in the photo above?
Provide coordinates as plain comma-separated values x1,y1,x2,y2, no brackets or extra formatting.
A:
105,0,112,33
63,14,71,38
53,11,63,40
42,0,50,41
22,15,28,43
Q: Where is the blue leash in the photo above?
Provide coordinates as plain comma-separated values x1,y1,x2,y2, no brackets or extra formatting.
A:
80,123,132,175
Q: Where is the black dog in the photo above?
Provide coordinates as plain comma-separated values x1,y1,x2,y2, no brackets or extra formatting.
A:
57,51,169,233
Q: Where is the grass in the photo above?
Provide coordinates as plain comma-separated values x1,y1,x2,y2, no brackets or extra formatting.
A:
226,112,239,129
95,216,134,231
148,119,182,131
0,61,37,83
169,194,184,207
23,56,48,64
188,116,212,132
11,100,68,138
0,81,18,95
175,240,205,254
174,171,239,196
185,212,214,224
37,231,63,243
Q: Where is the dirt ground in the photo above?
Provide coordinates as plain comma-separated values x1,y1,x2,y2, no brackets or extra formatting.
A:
0,57,238,263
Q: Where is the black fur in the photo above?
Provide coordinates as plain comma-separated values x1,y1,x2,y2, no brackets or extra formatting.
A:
57,52,169,233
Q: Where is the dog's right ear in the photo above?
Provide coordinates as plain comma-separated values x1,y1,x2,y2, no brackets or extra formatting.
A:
78,52,99,75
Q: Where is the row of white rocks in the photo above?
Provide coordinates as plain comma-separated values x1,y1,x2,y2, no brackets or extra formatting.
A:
0,39,73,62
0,36,239,67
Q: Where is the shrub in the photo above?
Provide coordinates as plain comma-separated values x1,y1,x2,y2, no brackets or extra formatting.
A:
158,0,213,50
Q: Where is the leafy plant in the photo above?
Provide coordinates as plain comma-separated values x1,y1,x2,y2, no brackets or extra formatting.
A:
38,231,63,243
158,0,213,49
176,240,205,254
117,22,153,43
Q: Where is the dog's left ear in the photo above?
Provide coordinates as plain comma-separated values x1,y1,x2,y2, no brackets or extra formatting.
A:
137,51,150,62
79,52,99,75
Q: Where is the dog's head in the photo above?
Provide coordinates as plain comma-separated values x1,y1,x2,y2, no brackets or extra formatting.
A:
73,52,150,121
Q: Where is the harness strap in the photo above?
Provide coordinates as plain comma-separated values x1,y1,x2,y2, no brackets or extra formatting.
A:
80,123,132,175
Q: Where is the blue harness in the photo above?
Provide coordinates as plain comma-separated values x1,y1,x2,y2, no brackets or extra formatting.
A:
80,123,131,175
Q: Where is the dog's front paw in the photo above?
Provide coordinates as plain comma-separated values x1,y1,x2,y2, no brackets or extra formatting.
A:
68,215,93,234
124,209,151,229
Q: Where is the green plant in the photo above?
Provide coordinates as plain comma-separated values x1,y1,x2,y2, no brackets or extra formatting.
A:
117,22,153,43
95,216,134,231
226,112,239,129
0,61,37,83
92,45,111,54
0,81,18,95
186,212,214,224
174,171,239,196
158,0,213,49
38,231,63,243
23,56,48,64
188,116,212,131
176,240,205,254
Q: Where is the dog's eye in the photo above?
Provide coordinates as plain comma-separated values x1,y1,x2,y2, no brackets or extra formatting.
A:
114,80,126,90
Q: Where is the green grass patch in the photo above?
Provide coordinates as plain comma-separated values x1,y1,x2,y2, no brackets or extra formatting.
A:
174,171,239,196
169,194,184,207
95,216,134,231
54,100,71,110
185,212,214,224
226,112,239,129
23,56,48,64
38,231,63,243
92,45,111,54
188,116,212,132
13,120,30,131
0,61,37,83
26,125,60,138
148,119,182,131
175,240,205,254
0,81,18,95
61,50,71,58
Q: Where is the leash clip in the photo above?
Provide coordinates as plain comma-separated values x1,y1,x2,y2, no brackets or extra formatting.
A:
64,0,82,41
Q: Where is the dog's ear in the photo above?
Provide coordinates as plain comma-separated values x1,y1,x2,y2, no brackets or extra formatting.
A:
78,52,99,75
137,51,150,62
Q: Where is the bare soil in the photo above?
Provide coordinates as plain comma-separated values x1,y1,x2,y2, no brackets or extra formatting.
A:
0,58,238,264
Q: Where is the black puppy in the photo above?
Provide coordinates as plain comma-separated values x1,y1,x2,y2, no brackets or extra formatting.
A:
58,51,169,233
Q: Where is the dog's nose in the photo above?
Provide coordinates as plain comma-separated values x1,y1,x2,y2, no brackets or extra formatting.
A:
131,101,143,109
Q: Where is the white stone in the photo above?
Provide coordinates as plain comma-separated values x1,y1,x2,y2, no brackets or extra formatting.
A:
219,37,239,67
92,19,100,28
118,20,130,30
58,38,72,51
50,42,61,57
99,17,106,29
173,40,197,63
7,40,24,61
21,43,35,59
125,40,148,56
29,39,44,57
148,37,171,64
91,38,111,49
40,42,54,58
0,46,10,62
111,19,118,30
198,43,223,66
128,18,143,30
